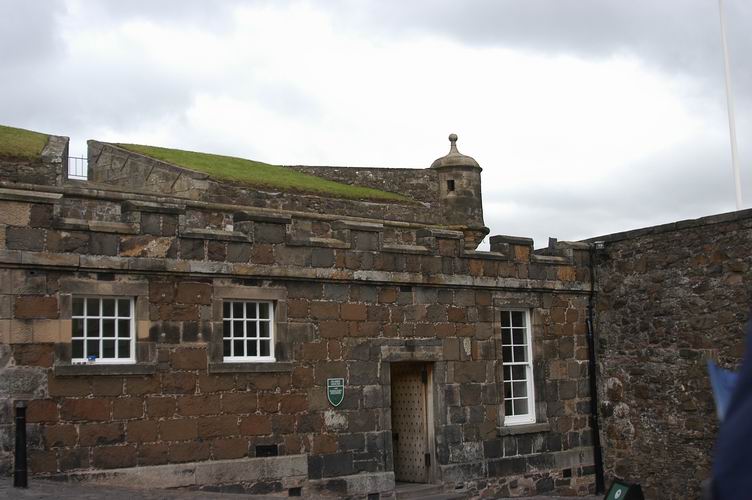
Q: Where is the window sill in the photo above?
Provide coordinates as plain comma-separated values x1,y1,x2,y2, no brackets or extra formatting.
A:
208,361,294,374
53,363,157,377
498,422,551,436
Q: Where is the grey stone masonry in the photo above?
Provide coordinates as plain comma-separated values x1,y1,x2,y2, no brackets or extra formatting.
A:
86,139,488,249
592,208,752,500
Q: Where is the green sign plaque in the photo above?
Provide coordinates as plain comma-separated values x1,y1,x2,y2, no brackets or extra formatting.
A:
327,378,345,407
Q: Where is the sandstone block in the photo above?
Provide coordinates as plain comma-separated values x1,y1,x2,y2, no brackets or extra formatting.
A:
15,296,58,319
127,419,159,443
79,422,125,446
240,414,272,436
61,399,111,421
159,418,198,441
43,424,77,448
93,444,137,469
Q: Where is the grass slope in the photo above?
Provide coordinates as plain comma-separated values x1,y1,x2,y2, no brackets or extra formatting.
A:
0,125,50,159
117,143,408,202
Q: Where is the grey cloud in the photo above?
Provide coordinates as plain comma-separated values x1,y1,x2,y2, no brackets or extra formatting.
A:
484,140,740,247
325,0,752,103
0,2,65,66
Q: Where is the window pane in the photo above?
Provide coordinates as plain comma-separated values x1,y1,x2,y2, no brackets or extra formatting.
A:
223,320,231,338
73,298,84,316
117,319,130,338
223,301,231,318
86,319,99,337
502,346,512,362
233,339,244,357
103,340,115,358
259,322,270,338
514,398,528,415
259,340,270,357
505,399,513,416
513,346,526,362
102,299,115,317
247,340,257,357
504,382,512,398
72,339,84,358
512,311,524,327
513,381,527,398
117,340,130,358
223,339,231,357
501,312,510,328
246,302,257,319
118,299,130,317
503,365,511,381
512,329,525,345
502,329,511,345
233,320,244,338
232,302,243,318
258,303,270,319
512,365,526,381
86,340,100,358
87,298,99,316
73,319,84,338
103,319,115,337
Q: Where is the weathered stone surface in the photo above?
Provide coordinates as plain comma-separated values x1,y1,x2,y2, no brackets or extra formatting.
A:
594,215,752,499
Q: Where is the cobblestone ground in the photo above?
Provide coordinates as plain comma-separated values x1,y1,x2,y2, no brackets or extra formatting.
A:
0,480,602,499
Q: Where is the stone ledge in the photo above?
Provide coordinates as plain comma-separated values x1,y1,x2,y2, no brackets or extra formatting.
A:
463,250,509,261
531,254,571,264
333,220,384,232
53,363,157,377
208,361,295,373
382,244,431,255
55,218,139,234
181,228,249,242
417,228,464,240
0,187,62,203
490,234,534,247
286,236,350,249
498,422,551,436
122,200,186,214
234,211,292,224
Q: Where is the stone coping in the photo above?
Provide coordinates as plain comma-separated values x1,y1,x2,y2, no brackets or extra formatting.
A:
498,422,551,436
0,249,592,293
208,361,295,374
53,363,157,377
586,207,752,244
0,180,445,230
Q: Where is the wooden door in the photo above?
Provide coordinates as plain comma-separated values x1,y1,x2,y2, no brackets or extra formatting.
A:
391,363,429,483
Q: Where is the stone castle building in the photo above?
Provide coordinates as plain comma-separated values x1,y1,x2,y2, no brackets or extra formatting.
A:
0,128,748,499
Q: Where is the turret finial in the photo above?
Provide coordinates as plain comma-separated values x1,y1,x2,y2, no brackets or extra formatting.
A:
449,133,458,153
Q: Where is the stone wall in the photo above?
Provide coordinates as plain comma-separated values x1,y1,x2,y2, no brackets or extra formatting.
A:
593,210,751,499
86,141,487,248
0,135,69,186
0,180,596,497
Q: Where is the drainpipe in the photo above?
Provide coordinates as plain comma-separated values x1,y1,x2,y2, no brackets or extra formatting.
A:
587,242,605,493
14,400,28,488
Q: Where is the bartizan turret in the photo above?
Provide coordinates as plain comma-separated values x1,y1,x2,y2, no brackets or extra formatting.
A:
431,134,489,249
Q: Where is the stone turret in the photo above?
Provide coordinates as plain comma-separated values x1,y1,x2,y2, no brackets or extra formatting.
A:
431,134,488,249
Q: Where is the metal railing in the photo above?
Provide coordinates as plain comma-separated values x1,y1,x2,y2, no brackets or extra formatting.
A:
67,156,88,180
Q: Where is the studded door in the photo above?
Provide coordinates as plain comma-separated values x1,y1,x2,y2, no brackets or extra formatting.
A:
391,363,429,483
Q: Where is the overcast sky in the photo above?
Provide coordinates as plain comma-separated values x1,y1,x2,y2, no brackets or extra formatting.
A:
2,0,751,248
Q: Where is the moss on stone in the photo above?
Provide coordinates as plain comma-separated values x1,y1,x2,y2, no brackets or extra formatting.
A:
117,143,410,203
0,124,50,160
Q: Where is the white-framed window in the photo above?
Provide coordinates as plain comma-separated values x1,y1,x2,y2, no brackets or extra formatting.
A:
222,300,275,362
501,309,536,425
72,297,135,364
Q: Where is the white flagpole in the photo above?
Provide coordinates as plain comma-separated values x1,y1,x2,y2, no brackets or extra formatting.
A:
719,0,743,209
